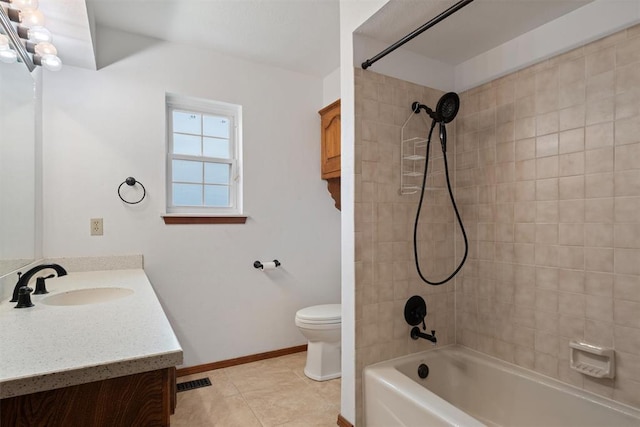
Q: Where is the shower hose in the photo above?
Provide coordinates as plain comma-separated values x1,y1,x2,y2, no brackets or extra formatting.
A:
413,120,469,285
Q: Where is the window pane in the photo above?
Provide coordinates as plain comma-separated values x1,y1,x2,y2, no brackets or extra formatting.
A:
204,162,230,185
173,133,201,155
203,115,229,138
203,137,230,158
205,185,229,207
173,183,202,206
173,160,202,183
173,111,201,134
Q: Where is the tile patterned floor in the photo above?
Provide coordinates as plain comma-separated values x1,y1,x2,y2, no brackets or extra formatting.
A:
171,351,341,427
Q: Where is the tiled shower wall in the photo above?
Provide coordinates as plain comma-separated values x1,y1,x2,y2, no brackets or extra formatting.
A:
353,69,458,422
455,26,640,408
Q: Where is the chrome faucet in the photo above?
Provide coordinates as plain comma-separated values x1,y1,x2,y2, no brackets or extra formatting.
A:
10,263,67,303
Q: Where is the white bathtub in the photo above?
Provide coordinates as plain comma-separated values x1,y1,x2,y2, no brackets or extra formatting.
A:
364,345,640,427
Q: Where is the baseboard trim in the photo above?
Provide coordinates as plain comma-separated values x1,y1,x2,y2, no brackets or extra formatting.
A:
337,413,354,427
176,344,307,377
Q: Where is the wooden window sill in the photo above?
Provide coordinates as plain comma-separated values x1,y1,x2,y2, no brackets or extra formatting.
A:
162,215,247,224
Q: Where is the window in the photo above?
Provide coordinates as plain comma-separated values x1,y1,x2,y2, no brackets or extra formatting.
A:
166,94,243,219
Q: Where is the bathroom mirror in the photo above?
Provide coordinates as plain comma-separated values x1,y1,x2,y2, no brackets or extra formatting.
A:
0,64,38,276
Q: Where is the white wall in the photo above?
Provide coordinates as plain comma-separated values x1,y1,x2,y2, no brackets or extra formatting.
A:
323,67,341,106
354,33,454,91
454,0,640,91
339,0,389,423
42,27,341,367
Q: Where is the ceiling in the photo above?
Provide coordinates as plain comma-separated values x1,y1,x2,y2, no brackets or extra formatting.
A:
356,0,594,66
36,0,596,76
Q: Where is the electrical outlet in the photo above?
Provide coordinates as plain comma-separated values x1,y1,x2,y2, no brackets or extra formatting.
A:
90,218,103,236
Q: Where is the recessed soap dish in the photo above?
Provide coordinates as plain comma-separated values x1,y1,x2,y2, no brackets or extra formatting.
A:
569,341,615,379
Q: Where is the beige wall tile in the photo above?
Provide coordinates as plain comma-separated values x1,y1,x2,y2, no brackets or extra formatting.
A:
586,46,616,77
584,223,613,247
615,325,640,355
559,128,585,154
559,223,584,246
615,142,640,171
585,147,614,173
584,247,614,272
615,116,640,145
614,223,640,249
559,199,585,223
536,178,559,200
615,169,640,196
585,172,614,198
558,269,585,293
615,300,640,328
586,295,614,322
586,71,615,101
537,156,559,178
616,62,640,94
558,80,585,109
515,137,536,161
586,96,614,125
559,104,586,131
559,176,585,200
585,122,614,149
558,56,586,83
536,201,558,223
536,134,559,158
615,90,640,120
585,271,614,297
449,28,640,411
617,34,640,66
615,274,640,302
559,152,585,176
584,198,613,223
559,291,585,317
615,248,640,275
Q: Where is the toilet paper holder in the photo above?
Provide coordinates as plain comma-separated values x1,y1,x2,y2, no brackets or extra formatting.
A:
253,260,281,270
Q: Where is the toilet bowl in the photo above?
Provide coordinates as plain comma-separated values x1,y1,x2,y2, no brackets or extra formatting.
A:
295,304,341,381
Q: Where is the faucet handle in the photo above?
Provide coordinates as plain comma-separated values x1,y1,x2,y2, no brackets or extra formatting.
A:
15,286,34,308
34,274,55,295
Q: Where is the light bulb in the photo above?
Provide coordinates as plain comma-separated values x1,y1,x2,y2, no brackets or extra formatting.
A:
39,54,61,71
0,49,18,63
10,0,39,10
34,41,56,56
19,8,45,27
27,26,52,43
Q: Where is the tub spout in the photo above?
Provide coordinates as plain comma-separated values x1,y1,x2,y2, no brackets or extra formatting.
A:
411,327,437,344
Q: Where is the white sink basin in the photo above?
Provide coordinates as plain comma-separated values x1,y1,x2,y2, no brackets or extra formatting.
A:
41,287,134,306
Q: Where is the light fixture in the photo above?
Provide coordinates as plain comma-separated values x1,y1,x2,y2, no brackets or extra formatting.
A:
0,0,61,71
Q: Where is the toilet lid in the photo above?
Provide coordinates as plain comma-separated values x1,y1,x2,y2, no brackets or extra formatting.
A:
296,304,341,323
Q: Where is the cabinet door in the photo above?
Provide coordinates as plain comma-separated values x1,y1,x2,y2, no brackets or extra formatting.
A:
320,100,341,179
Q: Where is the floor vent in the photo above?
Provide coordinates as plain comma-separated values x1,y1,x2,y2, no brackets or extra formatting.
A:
176,377,212,392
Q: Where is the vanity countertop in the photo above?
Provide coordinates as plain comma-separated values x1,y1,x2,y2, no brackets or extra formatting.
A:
0,269,183,399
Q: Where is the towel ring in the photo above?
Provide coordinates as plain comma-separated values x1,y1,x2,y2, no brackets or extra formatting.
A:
118,177,146,204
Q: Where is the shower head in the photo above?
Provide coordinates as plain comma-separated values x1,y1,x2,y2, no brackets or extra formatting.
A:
411,92,460,124
435,92,459,124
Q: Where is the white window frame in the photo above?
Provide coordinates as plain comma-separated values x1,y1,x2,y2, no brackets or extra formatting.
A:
165,93,243,215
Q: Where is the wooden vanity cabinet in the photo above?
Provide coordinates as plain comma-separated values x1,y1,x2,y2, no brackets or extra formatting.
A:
319,99,341,209
1,367,177,427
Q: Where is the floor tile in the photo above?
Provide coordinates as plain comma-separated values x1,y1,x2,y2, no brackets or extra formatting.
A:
171,351,341,427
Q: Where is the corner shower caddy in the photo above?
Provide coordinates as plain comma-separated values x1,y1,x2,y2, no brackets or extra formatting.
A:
400,109,429,195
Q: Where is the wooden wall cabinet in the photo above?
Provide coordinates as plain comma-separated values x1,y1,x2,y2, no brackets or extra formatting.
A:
319,99,341,209
1,367,176,427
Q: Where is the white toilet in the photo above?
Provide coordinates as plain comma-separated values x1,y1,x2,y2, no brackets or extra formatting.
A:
295,304,341,381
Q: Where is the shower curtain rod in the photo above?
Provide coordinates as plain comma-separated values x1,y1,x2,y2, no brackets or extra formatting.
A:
361,0,475,70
